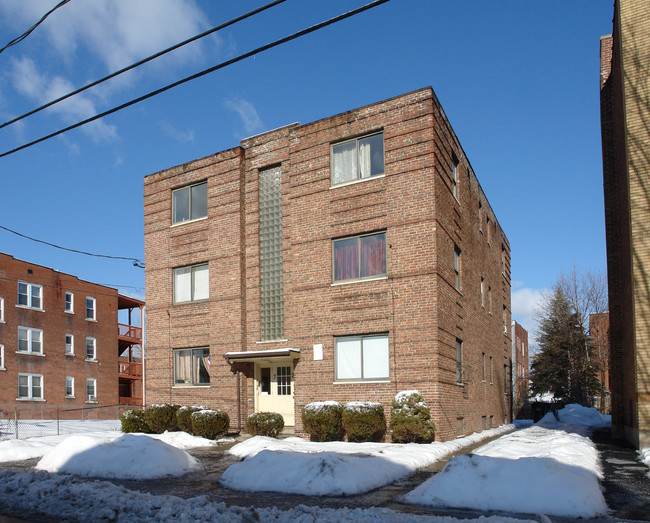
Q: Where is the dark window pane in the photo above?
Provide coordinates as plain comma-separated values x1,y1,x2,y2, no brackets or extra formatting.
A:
261,367,271,394
190,183,207,220
333,237,359,281
361,134,384,177
173,187,189,223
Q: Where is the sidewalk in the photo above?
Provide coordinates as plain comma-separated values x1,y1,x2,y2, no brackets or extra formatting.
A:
592,428,650,521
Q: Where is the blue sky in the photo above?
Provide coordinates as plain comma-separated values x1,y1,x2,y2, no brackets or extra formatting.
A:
0,1,613,341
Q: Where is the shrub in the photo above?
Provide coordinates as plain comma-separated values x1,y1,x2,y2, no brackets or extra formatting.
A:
342,402,386,443
176,405,207,434
191,409,230,439
302,401,344,442
120,408,151,433
144,404,181,434
246,412,285,438
390,390,436,443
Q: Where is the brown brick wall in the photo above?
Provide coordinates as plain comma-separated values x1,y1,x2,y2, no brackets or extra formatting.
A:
143,87,511,440
0,253,119,408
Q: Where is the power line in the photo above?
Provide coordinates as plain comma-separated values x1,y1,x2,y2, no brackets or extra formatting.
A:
0,0,72,56
0,0,287,131
0,225,144,268
0,0,390,159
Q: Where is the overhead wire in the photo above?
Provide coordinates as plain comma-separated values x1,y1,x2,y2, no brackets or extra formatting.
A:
0,0,390,159
0,0,72,56
0,0,288,130
0,224,144,267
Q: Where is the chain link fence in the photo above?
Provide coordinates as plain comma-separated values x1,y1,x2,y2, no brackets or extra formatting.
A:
0,403,142,440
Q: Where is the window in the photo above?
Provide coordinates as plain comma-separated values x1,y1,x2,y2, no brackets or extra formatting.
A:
65,292,74,313
86,297,96,320
0,297,4,321
65,334,74,355
172,182,207,224
481,352,486,381
86,337,96,360
502,245,508,275
490,356,493,384
65,377,74,398
478,202,483,232
454,245,461,291
86,378,97,402
174,348,210,386
277,366,292,395
17,282,42,309
486,217,491,245
452,157,459,200
480,277,485,307
18,327,43,354
456,339,463,383
333,232,386,283
335,334,389,381
488,286,492,314
331,133,384,185
503,306,508,334
174,263,209,303
18,374,43,400
0,345,4,370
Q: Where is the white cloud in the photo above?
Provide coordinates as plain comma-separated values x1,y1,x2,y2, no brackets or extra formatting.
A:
9,57,117,142
158,121,195,143
511,287,549,346
224,97,264,135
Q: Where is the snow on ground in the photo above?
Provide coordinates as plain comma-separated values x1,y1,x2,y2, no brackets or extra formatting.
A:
639,447,650,477
402,404,610,518
0,469,535,522
0,419,121,440
35,433,200,479
219,425,514,496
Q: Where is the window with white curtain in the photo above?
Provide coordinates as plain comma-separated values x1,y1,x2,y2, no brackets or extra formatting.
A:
18,374,43,400
17,327,43,354
172,182,207,224
66,376,74,397
174,263,209,303
86,378,97,402
335,334,389,381
331,133,384,185
173,348,210,386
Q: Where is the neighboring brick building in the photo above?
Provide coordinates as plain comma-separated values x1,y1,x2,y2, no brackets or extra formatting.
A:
144,87,512,441
0,253,144,410
511,321,528,417
600,0,650,448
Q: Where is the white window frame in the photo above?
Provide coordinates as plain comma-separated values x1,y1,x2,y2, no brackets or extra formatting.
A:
456,339,463,384
86,296,96,321
172,181,208,225
86,337,97,361
334,334,390,382
0,297,4,322
452,157,459,200
86,378,97,402
17,281,43,310
454,245,461,292
332,232,387,284
65,292,74,313
173,263,209,303
0,345,5,370
17,326,43,355
65,334,74,356
65,376,75,398
330,132,385,186
173,347,211,386
18,373,43,400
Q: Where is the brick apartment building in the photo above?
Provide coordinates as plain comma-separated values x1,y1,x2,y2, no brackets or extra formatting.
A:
144,87,512,441
600,0,650,448
0,253,144,410
511,321,529,417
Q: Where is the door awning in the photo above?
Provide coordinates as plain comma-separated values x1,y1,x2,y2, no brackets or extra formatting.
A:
224,348,300,364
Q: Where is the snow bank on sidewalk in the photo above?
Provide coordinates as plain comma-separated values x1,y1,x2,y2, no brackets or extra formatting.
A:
220,425,514,496
403,421,608,517
0,469,535,522
537,403,611,435
35,433,199,479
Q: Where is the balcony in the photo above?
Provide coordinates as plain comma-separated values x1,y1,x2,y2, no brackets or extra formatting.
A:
119,360,142,379
118,323,142,343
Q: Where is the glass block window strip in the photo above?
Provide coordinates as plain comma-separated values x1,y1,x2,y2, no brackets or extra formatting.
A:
259,166,284,341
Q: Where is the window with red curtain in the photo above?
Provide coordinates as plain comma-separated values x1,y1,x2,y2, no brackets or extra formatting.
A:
333,232,386,282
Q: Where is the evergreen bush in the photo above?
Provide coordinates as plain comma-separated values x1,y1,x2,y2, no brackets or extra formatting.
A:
245,412,285,438
144,403,181,434
342,402,386,442
390,390,436,443
301,401,344,442
176,405,207,434
191,409,230,439
120,408,151,433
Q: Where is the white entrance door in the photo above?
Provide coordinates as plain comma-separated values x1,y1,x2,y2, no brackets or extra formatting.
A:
255,362,295,426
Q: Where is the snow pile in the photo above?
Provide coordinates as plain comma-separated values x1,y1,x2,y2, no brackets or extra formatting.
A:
537,403,611,435
302,400,341,413
35,433,199,479
639,447,650,477
221,425,514,496
0,469,535,522
147,430,221,449
344,400,382,412
402,425,608,518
